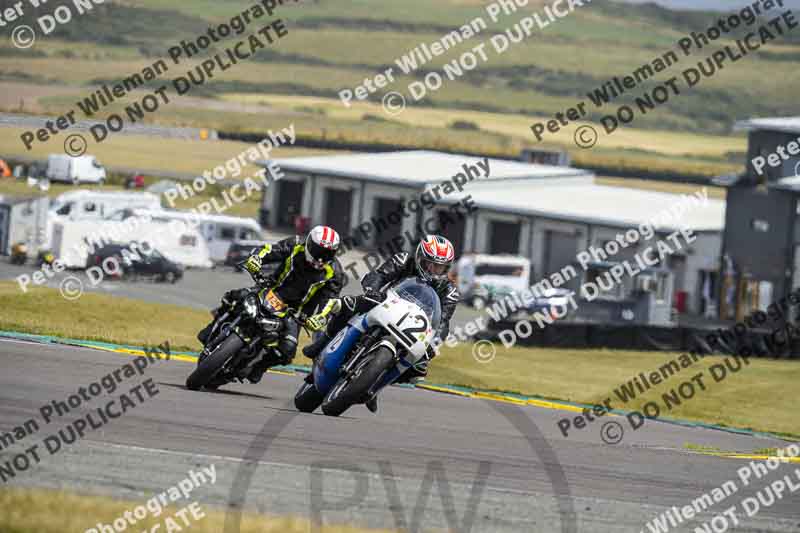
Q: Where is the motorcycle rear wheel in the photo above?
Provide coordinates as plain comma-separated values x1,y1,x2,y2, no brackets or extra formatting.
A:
186,334,245,391
321,345,394,417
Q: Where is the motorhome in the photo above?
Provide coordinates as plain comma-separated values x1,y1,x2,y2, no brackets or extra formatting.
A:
50,190,162,221
46,154,107,185
455,254,532,309
0,195,49,256
104,208,262,264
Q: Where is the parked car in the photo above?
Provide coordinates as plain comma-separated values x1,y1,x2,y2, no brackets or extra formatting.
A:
224,239,263,270
486,287,576,329
519,287,576,319
455,254,531,309
89,244,183,283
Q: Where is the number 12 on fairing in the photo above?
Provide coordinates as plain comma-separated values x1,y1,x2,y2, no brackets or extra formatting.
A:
388,311,428,346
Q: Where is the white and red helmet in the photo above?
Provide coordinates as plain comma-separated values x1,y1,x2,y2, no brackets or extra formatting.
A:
415,235,455,282
305,225,340,269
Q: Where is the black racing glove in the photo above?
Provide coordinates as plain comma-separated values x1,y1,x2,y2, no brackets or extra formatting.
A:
364,288,386,303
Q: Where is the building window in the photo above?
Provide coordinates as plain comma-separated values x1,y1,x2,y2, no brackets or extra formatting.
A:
751,219,770,233
655,273,669,303
585,266,625,300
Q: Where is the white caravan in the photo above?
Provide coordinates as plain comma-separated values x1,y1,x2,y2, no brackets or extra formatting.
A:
50,190,161,221
51,214,212,269
0,195,49,255
104,208,262,264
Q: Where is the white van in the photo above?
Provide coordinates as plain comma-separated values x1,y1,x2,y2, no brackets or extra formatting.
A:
105,208,262,264
455,254,531,309
47,154,107,185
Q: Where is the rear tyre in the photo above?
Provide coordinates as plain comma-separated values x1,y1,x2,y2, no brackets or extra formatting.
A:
321,346,394,417
294,381,324,413
186,334,244,391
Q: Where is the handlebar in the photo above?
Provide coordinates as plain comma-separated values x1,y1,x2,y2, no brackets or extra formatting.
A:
237,260,267,284
237,260,309,322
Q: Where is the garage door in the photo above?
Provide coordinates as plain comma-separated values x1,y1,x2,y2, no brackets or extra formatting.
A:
436,209,466,255
324,188,353,237
276,180,304,228
544,230,580,289
374,198,404,251
488,220,520,255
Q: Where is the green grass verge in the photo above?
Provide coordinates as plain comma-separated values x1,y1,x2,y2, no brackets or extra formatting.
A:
430,341,800,439
0,487,397,533
2,282,798,437
0,282,208,352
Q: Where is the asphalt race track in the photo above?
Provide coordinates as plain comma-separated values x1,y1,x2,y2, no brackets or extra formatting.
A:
1,337,798,532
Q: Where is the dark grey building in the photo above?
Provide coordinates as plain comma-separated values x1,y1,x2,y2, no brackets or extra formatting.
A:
259,150,725,317
717,118,800,320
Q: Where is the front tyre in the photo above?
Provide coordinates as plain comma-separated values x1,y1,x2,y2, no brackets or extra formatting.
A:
294,381,324,413
321,346,394,417
186,333,244,390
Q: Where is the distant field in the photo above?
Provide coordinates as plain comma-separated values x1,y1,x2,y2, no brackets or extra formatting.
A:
0,82,742,179
0,0,787,177
595,177,727,199
0,177,262,218
0,126,348,177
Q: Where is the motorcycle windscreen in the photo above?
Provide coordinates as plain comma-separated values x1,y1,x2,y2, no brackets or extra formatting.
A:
393,279,442,329
376,279,442,359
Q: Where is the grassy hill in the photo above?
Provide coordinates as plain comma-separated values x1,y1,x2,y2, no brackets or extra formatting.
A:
2,0,794,176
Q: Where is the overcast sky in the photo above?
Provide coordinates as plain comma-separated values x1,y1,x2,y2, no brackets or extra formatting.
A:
616,0,800,11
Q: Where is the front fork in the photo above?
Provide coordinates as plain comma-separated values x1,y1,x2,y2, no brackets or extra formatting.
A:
357,340,404,398
200,314,239,362
370,365,402,396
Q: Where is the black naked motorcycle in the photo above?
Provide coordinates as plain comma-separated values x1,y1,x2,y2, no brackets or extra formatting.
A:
185,264,307,391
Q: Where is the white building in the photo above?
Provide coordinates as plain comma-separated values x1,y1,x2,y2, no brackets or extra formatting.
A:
258,150,725,315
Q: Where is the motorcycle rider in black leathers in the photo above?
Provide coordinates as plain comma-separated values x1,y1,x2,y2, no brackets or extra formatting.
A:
302,235,460,411
197,226,346,384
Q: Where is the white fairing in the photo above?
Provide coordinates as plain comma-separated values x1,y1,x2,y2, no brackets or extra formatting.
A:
364,289,435,362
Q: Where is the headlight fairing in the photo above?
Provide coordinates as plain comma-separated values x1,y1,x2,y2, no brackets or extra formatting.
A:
243,295,259,318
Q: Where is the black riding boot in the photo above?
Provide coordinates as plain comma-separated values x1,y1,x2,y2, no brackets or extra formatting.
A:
247,356,271,384
197,321,214,344
302,333,330,359
365,395,378,413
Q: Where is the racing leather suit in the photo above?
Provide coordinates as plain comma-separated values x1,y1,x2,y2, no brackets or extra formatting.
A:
319,252,460,374
200,236,346,363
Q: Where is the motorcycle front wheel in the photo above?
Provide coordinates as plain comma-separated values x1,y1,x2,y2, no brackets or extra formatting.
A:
294,381,324,413
186,333,245,391
321,345,394,417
